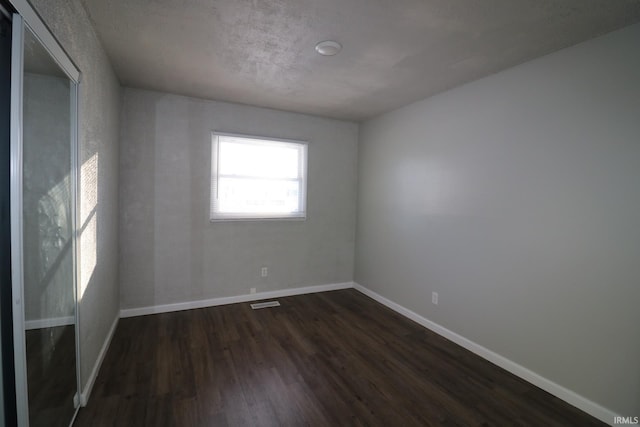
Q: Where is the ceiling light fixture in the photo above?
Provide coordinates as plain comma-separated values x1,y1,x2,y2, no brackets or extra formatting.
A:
315,40,342,56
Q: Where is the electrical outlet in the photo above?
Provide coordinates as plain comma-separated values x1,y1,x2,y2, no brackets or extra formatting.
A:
250,287,256,294
261,267,268,277
432,292,438,305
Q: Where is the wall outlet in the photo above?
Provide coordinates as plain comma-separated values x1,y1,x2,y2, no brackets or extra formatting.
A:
261,267,268,277
250,287,256,294
432,292,438,305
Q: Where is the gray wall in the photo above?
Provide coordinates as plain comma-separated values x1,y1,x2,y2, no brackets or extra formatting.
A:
30,0,121,392
355,23,640,416
119,89,358,309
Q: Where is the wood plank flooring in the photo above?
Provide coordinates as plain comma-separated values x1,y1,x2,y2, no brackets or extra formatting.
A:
26,325,77,427
75,289,605,426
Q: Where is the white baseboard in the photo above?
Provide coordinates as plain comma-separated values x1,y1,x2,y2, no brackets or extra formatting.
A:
120,282,355,318
352,282,618,426
25,315,74,330
80,314,119,406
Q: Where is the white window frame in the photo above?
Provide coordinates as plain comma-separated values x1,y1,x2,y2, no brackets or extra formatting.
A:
210,132,308,221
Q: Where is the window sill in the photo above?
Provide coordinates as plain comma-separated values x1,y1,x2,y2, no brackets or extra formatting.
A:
209,215,307,223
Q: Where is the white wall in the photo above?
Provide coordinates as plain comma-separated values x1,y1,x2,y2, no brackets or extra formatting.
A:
119,89,358,309
355,23,640,417
30,0,122,393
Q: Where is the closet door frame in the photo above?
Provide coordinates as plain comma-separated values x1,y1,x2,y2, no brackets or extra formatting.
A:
9,1,80,424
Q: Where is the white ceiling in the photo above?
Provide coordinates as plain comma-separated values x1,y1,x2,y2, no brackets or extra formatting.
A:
81,0,640,121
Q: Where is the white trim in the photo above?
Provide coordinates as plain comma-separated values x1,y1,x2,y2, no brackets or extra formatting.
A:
352,282,618,426
120,282,354,318
9,0,80,82
70,71,82,415
10,14,29,427
80,315,118,406
69,395,80,427
213,131,308,146
25,316,74,330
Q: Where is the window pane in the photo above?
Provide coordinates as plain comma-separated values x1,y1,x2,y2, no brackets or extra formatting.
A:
218,138,300,179
211,133,307,220
217,177,301,214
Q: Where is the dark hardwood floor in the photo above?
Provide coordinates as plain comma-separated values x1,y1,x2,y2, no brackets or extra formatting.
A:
26,324,77,427
75,289,605,426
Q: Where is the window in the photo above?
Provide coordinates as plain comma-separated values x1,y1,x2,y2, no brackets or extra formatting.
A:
210,132,308,221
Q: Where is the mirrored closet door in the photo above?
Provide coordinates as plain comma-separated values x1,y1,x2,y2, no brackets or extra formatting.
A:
10,10,80,427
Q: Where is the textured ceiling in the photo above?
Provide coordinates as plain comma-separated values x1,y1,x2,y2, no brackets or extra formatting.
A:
81,0,640,121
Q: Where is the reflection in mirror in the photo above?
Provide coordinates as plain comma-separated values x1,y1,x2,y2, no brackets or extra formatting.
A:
22,26,77,426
